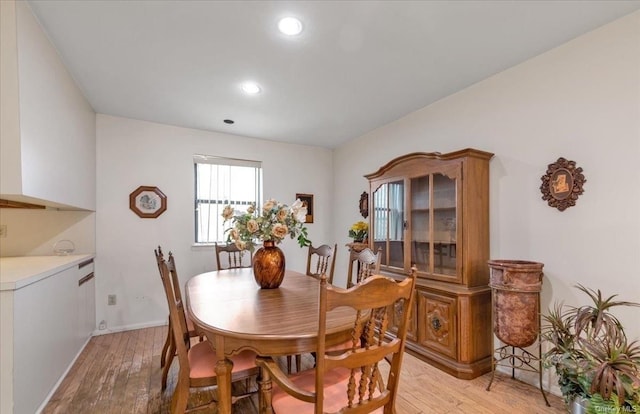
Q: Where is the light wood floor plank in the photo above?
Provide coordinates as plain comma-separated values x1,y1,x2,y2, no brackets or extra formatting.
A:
42,327,568,413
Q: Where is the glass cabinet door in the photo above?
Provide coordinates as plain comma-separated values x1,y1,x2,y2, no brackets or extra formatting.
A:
408,172,457,278
372,180,404,270
432,173,457,276
410,175,430,273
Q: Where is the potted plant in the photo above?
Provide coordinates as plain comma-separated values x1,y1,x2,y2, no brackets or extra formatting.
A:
541,285,640,414
348,220,368,243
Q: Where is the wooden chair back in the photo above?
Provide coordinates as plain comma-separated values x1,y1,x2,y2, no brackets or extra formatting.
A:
155,250,193,371
215,242,252,270
155,248,258,413
305,243,337,284
346,247,382,288
257,268,417,413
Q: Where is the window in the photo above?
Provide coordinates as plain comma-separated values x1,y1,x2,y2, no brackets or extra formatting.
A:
194,155,262,244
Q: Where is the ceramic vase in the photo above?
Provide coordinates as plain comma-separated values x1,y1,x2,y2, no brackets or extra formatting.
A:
252,240,286,289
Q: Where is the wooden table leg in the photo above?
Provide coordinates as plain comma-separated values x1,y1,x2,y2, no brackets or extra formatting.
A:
258,365,273,414
215,358,233,414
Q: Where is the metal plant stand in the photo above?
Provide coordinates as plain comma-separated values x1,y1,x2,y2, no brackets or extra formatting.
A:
485,260,550,407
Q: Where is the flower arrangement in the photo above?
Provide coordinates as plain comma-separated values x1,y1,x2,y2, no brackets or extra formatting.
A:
222,199,311,251
348,220,369,242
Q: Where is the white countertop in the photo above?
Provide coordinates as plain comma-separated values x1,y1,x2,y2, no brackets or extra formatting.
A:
0,254,95,291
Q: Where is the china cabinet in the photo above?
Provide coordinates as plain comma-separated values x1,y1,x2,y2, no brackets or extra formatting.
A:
365,149,493,379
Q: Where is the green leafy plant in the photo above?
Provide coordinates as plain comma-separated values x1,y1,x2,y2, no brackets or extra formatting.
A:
222,199,311,251
542,285,640,413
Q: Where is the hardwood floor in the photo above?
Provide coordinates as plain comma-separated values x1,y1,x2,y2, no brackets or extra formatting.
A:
43,326,567,413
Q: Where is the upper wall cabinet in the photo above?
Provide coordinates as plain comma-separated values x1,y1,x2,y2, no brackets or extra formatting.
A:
0,1,96,211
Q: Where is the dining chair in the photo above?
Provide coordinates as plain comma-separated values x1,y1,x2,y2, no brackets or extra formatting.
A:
305,243,337,284
155,246,203,390
256,267,417,413
156,250,260,414
215,242,253,270
286,243,339,374
346,247,382,288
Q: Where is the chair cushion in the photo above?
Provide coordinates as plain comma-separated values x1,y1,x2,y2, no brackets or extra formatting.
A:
272,367,383,413
326,339,354,354
188,341,256,379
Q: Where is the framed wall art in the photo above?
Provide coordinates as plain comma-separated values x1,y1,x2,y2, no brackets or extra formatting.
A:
359,191,369,218
540,157,586,211
129,186,167,218
296,193,314,223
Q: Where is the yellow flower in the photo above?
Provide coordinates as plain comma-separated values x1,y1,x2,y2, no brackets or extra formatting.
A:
348,221,368,241
350,221,368,232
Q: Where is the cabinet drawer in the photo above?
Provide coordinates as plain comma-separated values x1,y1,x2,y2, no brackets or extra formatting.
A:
417,290,457,359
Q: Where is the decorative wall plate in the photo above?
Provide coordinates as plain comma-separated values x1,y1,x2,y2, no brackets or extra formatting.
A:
129,186,167,218
540,157,586,211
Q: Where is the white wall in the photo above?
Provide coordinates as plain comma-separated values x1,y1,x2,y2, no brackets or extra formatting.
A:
0,209,95,257
333,11,640,391
95,114,333,331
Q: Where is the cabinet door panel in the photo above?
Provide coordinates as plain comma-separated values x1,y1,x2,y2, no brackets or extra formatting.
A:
432,172,457,278
388,297,417,342
372,180,404,270
410,175,430,273
417,290,457,359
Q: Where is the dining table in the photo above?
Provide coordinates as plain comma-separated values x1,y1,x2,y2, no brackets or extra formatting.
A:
185,267,356,414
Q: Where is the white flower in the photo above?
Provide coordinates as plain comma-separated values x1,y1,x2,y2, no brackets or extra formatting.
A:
291,198,307,223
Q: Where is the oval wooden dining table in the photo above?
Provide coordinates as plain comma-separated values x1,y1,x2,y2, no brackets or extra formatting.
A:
185,268,355,414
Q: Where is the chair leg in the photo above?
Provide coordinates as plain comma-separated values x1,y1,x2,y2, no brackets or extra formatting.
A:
161,316,171,368
170,378,189,414
286,355,292,374
162,333,176,390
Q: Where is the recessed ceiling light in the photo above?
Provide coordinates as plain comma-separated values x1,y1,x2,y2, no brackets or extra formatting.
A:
241,82,261,95
278,17,303,36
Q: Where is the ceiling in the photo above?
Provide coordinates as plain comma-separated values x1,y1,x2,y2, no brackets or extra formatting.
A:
27,1,640,149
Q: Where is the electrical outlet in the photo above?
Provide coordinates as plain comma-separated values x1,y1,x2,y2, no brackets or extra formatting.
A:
99,320,107,330
108,294,116,306
0,225,6,238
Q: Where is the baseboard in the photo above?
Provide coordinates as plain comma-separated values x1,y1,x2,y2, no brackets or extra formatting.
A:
91,319,167,336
